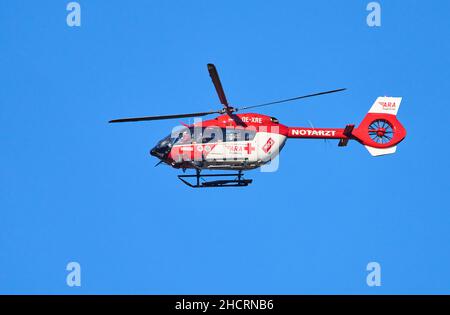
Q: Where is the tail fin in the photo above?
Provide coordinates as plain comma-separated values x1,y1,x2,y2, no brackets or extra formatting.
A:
351,97,406,156
368,96,402,116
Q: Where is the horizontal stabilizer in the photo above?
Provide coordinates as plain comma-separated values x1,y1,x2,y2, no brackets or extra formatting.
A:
338,138,349,147
338,124,354,147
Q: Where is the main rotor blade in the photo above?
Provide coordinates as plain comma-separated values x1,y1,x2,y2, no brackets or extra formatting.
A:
237,88,347,111
207,63,229,108
109,110,219,123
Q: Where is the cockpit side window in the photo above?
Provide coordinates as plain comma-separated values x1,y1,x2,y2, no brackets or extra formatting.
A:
202,127,223,143
173,128,192,145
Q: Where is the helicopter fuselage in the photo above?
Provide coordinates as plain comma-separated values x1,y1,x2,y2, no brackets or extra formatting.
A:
150,113,288,171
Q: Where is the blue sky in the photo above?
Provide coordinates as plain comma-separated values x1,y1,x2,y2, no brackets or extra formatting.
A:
1,1,449,294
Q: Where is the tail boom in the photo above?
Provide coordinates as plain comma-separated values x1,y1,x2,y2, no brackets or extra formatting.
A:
286,97,406,156
287,127,348,139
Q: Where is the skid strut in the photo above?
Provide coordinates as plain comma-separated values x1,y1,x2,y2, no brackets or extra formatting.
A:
178,170,252,188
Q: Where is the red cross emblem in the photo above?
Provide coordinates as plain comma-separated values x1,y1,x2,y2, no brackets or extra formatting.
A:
244,143,255,154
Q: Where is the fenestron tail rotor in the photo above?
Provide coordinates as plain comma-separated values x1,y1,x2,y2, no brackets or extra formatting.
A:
368,119,394,144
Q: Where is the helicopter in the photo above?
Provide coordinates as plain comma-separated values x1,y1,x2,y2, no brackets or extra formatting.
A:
109,64,406,188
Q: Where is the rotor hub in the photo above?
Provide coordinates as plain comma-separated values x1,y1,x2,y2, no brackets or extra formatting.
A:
376,127,386,137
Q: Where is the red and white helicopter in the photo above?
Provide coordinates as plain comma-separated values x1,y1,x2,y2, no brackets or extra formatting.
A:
110,64,406,188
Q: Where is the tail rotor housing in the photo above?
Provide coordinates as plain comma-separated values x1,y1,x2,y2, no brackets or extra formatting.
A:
351,97,406,156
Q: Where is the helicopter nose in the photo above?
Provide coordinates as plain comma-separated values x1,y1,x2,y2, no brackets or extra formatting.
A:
150,146,168,159
150,147,161,158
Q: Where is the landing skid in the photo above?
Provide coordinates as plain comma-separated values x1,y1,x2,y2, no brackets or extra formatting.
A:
178,170,252,188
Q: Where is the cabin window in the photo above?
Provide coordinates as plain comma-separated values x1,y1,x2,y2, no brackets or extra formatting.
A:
172,127,256,145
224,129,256,142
